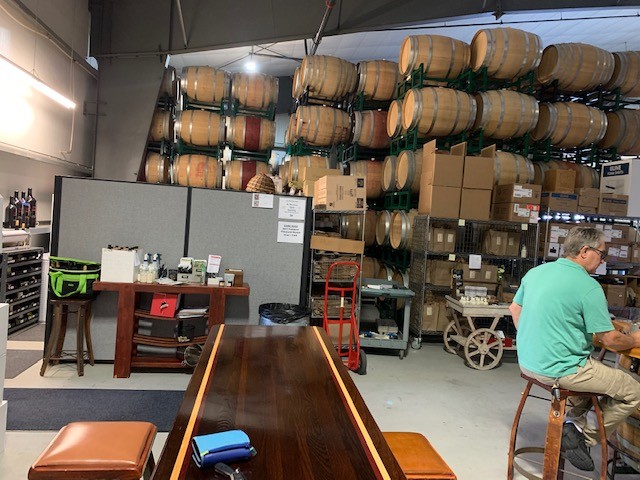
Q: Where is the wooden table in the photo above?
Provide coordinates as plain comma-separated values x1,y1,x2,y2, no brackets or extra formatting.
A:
92,281,250,378
151,325,406,480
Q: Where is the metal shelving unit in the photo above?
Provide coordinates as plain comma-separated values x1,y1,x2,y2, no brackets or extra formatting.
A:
1,247,44,334
409,216,539,346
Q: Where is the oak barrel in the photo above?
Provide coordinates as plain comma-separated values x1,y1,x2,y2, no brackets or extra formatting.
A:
144,152,171,184
225,160,269,191
357,60,400,101
493,152,535,185
470,27,543,80
227,115,276,151
292,66,304,99
149,109,173,142
295,105,351,146
289,155,330,182
382,155,397,192
364,210,378,247
473,90,539,139
285,113,297,145
531,102,608,148
299,55,357,100
402,87,476,137
536,43,615,92
173,155,222,188
160,66,177,99
599,109,640,156
180,66,230,103
361,256,380,279
386,99,405,138
398,35,470,78
390,209,418,250
376,210,392,246
175,110,225,147
340,214,362,241
350,160,384,199
352,110,390,149
377,264,394,281
231,72,279,110
396,148,424,194
605,51,640,98
391,268,410,309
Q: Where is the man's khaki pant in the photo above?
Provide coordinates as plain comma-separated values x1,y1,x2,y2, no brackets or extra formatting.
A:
521,357,640,446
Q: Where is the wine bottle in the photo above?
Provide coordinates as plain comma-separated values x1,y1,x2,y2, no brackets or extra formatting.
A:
4,196,17,228
20,191,29,229
26,187,36,227
12,192,21,229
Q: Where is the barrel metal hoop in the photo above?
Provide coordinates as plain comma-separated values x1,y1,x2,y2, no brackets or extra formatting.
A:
186,155,192,186
582,107,596,148
545,103,559,142
188,111,194,144
498,91,506,136
367,111,375,146
424,36,433,74
565,44,584,90
484,29,496,69
467,94,477,131
444,37,454,79
424,89,437,134
194,66,200,101
496,29,509,75
555,103,573,146
157,155,164,183
513,152,522,183
371,61,379,99
449,90,462,136
514,31,531,78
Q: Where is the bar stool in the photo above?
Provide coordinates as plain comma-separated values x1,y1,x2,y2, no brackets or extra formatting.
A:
28,421,156,479
40,298,95,376
508,373,607,480
383,432,457,479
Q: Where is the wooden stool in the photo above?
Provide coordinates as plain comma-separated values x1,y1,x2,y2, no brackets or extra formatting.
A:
383,432,457,479
28,421,156,479
41,298,95,376
508,373,607,479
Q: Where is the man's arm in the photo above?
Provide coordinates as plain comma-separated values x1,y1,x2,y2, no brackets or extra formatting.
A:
596,330,640,352
509,302,522,329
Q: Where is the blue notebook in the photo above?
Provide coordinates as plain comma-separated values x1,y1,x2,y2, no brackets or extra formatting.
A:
191,430,256,468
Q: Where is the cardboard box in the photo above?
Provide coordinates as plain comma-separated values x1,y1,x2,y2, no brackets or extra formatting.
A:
225,269,244,286
603,225,637,245
599,194,629,216
421,140,465,187
150,293,180,318
303,180,314,197
540,192,579,212
462,264,498,283
493,183,542,205
314,175,366,211
463,155,494,190
577,206,597,214
602,284,627,307
546,223,571,243
422,299,440,332
418,185,461,218
429,227,446,252
302,167,341,182
483,230,508,256
632,244,640,263
492,203,540,223
427,260,454,286
436,301,452,331
576,187,600,208
311,235,364,254
506,232,522,257
444,229,456,252
543,169,576,193
600,158,640,217
459,189,492,220
100,248,142,283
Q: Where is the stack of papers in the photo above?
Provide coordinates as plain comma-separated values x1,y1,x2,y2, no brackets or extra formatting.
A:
177,308,208,318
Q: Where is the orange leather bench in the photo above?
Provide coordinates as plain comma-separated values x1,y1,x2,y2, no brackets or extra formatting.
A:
28,421,156,480
384,432,457,480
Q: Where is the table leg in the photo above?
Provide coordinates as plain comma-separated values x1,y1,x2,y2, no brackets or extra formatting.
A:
77,305,85,376
208,290,225,329
114,285,135,378
40,304,62,376
52,305,69,365
84,302,95,365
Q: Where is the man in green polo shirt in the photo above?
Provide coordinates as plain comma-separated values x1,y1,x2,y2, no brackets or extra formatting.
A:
510,226,640,471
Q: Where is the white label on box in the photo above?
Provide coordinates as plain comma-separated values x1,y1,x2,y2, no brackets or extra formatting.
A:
278,197,306,220
277,221,305,244
620,246,629,257
458,219,465,227
469,254,482,269
521,224,528,231
529,211,539,224
447,233,455,243
426,307,433,315
550,230,560,243
508,237,515,246
515,207,530,218
496,237,502,245
251,193,274,209
469,271,477,279
484,271,492,280
448,254,456,261
436,233,444,242
513,186,532,198
608,246,620,257
547,242,561,258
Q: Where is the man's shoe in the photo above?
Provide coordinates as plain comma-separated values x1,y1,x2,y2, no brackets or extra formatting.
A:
560,423,595,471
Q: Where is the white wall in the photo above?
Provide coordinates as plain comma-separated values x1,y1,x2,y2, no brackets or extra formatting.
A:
0,0,97,222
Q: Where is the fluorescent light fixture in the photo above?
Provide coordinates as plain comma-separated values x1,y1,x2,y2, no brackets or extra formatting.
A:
245,60,256,72
0,54,76,109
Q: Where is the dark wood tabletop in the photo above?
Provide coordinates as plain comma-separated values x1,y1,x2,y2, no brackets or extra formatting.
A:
151,325,406,480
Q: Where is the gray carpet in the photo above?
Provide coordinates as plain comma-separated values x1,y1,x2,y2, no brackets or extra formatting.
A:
5,350,43,379
5,388,185,431
8,323,45,342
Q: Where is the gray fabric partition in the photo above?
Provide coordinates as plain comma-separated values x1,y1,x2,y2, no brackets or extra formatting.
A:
187,188,311,325
51,177,311,360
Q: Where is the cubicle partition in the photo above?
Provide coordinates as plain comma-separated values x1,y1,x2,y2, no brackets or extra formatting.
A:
51,176,312,360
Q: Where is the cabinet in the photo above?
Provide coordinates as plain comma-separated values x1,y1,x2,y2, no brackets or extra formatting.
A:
409,216,539,344
0,247,43,334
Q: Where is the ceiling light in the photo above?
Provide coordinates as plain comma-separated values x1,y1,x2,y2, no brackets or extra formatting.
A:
245,60,256,72
0,54,76,109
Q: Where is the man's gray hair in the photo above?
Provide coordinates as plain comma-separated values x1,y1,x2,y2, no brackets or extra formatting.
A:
562,226,605,258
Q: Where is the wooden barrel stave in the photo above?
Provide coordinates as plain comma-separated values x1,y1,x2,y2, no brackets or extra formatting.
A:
399,35,470,78
493,152,535,185
173,155,222,188
289,155,330,183
599,109,640,156
144,152,171,184
299,55,358,100
350,160,384,199
353,110,390,149
180,66,230,103
227,115,276,151
531,103,608,148
175,110,225,147
605,51,640,98
231,73,279,110
225,160,269,190
473,90,539,139
395,149,424,194
295,106,351,147
402,87,477,137
357,60,400,101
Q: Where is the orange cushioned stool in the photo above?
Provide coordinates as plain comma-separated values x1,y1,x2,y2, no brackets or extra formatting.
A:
28,421,156,480
383,432,457,479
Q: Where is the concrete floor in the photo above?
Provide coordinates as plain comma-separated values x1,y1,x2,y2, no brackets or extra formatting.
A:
0,327,637,479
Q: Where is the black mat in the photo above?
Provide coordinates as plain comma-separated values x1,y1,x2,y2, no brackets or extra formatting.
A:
5,350,43,379
8,323,45,341
5,388,185,431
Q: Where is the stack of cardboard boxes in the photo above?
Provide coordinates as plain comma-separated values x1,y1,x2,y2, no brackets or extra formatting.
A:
540,169,579,213
491,183,542,223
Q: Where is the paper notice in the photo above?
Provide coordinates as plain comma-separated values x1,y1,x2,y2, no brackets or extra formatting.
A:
469,254,482,269
277,221,305,244
278,197,306,220
251,193,274,209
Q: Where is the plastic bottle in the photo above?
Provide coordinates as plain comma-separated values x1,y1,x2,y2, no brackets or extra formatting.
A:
520,245,528,258
148,254,158,281
139,254,149,283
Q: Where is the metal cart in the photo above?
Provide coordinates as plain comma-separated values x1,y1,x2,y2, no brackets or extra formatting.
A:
360,278,415,359
444,295,515,370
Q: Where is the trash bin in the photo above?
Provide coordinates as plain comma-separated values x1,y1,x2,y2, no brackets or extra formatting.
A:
259,303,310,326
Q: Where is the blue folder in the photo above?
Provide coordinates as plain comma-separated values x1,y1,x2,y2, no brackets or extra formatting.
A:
191,430,256,468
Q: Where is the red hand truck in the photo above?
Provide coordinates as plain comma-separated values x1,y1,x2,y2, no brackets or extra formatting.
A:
323,260,366,375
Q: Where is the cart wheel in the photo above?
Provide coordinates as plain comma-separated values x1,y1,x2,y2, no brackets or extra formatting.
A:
356,350,367,375
443,321,462,355
463,328,503,370
411,336,422,350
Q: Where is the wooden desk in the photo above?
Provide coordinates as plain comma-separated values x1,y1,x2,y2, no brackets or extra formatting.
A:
93,282,250,378
593,319,640,360
152,325,406,480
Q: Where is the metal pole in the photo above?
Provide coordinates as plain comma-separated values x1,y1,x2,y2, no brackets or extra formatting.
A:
310,0,336,56
174,0,188,48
